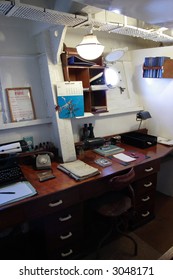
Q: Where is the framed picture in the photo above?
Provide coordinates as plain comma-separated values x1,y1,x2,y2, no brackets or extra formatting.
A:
6,87,36,122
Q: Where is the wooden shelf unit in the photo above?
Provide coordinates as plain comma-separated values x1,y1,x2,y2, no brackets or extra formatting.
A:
61,47,108,113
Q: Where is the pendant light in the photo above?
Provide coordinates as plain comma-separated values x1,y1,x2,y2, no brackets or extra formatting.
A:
76,29,104,60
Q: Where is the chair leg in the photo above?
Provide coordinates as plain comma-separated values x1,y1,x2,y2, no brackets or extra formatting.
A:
96,224,113,259
116,224,138,256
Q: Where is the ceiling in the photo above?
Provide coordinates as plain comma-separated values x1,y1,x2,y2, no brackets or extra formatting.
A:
74,0,173,29
1,0,173,43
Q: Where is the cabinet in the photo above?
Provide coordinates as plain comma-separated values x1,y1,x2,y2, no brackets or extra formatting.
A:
43,204,83,259
131,159,160,227
143,57,173,78
61,46,108,113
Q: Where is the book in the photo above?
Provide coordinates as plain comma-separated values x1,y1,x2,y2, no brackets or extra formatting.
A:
93,145,125,156
68,56,96,66
57,159,100,181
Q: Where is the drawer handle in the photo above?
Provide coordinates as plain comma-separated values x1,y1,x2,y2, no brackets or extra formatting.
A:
141,196,150,202
144,182,152,188
61,249,73,258
60,232,72,240
145,167,153,172
141,211,150,217
59,214,72,222
48,199,63,207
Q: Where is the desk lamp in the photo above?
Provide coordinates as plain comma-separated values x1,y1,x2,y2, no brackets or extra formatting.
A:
136,110,151,129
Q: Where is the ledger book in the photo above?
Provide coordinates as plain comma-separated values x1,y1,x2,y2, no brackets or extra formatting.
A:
57,159,100,181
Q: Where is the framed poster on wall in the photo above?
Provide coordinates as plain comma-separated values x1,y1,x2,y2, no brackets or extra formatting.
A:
6,87,36,122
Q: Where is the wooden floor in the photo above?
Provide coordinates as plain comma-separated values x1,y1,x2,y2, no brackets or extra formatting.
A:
134,191,173,255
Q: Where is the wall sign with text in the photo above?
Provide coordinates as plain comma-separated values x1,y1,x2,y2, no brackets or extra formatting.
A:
6,87,36,122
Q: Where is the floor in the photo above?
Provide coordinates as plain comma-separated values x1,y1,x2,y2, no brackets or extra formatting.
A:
84,190,173,260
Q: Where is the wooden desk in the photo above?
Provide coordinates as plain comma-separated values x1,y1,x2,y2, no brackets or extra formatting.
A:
0,143,172,259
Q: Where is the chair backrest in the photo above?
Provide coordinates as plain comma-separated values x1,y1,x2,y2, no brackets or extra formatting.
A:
109,167,135,191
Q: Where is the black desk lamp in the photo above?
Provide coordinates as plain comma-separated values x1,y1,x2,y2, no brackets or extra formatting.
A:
136,110,151,129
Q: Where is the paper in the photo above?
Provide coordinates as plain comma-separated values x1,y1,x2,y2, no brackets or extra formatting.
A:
113,153,136,162
57,81,84,118
157,137,173,146
0,142,22,154
0,181,37,206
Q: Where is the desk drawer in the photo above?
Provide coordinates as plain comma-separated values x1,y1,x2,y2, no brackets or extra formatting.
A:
135,191,155,207
131,204,155,227
45,204,83,233
132,174,157,196
25,187,80,219
134,159,160,180
46,226,83,259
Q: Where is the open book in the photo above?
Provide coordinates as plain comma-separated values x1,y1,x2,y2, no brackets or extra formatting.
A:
57,159,100,181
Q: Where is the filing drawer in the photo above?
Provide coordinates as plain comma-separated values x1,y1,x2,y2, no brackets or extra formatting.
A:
56,241,82,259
132,174,157,196
44,203,83,259
131,203,155,227
134,159,160,180
135,190,155,207
45,204,83,233
25,187,80,219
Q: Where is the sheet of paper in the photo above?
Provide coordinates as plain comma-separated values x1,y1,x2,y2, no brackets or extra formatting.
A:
157,137,173,146
0,181,37,206
113,153,136,162
0,142,22,154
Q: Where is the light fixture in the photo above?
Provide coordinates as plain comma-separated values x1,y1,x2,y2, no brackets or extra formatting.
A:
76,29,104,60
136,110,151,129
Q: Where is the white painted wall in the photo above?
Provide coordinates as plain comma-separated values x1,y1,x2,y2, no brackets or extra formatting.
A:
131,46,173,139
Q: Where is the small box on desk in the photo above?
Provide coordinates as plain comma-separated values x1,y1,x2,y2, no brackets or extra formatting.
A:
121,131,157,149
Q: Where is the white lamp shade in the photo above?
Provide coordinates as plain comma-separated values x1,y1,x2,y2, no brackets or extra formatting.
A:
76,34,104,60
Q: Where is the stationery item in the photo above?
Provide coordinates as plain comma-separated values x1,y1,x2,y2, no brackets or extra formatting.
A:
57,159,100,181
113,153,136,163
0,181,37,206
93,145,125,156
157,137,173,146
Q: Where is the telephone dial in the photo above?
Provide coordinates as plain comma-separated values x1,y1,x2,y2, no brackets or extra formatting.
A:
35,153,53,170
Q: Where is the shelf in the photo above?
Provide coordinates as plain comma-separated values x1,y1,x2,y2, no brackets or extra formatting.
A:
0,118,52,131
61,46,107,113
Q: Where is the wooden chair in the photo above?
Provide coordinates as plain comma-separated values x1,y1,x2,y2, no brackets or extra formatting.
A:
92,167,137,259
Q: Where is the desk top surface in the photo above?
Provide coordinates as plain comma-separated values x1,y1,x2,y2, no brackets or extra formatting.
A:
0,142,172,212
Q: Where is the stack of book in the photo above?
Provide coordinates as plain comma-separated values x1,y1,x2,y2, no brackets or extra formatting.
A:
143,56,170,78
